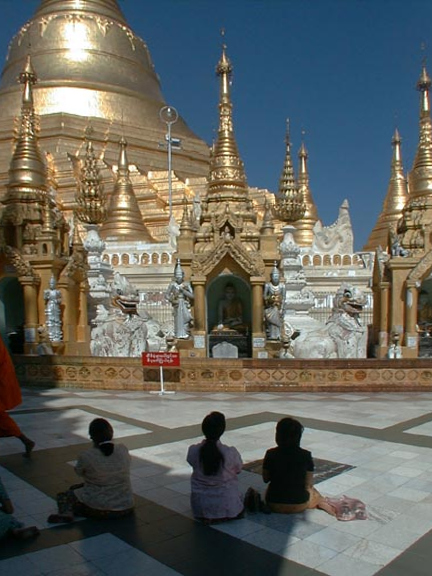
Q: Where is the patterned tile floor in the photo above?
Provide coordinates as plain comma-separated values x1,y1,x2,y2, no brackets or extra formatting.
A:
1,389,432,575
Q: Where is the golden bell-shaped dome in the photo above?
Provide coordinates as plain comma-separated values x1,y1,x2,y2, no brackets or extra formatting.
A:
0,0,198,140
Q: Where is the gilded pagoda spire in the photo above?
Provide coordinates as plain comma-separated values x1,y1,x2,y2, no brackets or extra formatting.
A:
291,136,319,246
408,64,432,199
1,55,49,250
364,128,409,251
75,129,106,225
101,138,153,241
7,55,47,194
206,43,249,206
275,120,306,224
297,139,318,221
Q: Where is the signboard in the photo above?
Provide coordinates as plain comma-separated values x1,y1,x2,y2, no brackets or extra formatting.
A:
142,352,180,367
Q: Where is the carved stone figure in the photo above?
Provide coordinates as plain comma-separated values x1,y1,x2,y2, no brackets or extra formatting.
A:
216,283,246,333
311,199,354,254
44,275,62,341
389,227,410,257
166,259,194,339
90,304,149,357
264,263,285,341
291,284,367,358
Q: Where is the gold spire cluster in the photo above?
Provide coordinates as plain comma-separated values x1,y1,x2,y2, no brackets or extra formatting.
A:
101,138,153,241
75,129,106,225
274,124,318,245
275,120,306,222
364,128,408,251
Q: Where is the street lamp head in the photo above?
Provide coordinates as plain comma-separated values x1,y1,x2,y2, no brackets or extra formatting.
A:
160,105,178,125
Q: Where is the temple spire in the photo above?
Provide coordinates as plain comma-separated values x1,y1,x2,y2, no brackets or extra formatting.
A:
385,129,409,214
101,138,153,241
75,128,106,225
279,120,297,199
297,138,318,221
8,54,47,194
364,128,409,251
275,120,306,224
409,63,432,199
206,43,248,204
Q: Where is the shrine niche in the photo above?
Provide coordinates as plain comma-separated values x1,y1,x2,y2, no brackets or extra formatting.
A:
207,274,252,358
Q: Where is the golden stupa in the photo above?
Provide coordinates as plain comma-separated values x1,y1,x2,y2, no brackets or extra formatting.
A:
0,0,210,240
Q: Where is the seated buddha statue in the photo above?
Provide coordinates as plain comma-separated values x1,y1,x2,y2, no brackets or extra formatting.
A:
214,283,248,334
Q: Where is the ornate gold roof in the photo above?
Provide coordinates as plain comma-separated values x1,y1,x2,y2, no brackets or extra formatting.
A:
101,138,153,242
364,129,408,251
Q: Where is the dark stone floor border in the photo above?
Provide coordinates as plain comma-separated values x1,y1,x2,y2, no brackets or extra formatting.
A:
2,403,432,575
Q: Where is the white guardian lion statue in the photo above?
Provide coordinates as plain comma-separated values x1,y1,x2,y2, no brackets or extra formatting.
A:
291,284,367,359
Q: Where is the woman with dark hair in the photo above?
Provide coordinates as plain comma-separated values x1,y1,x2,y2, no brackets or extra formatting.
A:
187,412,244,523
262,417,332,514
48,418,134,523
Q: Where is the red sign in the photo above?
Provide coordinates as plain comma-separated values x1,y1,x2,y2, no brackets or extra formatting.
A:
142,352,180,367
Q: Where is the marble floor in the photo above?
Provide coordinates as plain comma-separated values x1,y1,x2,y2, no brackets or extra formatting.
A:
1,389,432,575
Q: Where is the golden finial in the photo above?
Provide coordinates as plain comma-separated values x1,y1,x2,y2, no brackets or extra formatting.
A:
216,29,232,77
299,137,307,158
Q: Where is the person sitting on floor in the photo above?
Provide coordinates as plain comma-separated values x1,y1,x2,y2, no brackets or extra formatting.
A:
0,475,39,540
262,417,335,515
48,418,134,523
187,411,244,523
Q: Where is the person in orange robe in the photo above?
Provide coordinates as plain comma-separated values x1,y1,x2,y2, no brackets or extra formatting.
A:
0,335,34,455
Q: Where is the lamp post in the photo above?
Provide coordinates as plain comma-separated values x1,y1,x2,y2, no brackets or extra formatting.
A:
159,106,179,227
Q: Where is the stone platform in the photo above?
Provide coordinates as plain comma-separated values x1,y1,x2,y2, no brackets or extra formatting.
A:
14,356,432,392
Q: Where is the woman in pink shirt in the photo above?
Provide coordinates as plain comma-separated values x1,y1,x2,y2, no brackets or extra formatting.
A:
187,412,244,523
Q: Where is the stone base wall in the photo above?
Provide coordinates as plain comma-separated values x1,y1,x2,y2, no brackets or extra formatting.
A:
14,355,432,392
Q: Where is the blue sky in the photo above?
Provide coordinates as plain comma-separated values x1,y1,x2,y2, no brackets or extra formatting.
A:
1,0,432,249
